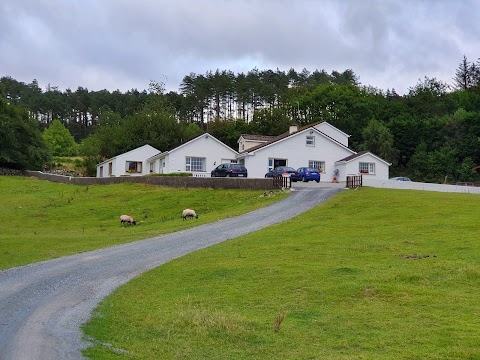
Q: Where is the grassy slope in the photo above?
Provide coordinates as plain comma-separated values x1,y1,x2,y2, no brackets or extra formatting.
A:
83,187,480,359
0,176,287,269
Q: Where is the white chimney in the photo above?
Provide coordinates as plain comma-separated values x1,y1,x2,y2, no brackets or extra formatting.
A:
289,125,298,134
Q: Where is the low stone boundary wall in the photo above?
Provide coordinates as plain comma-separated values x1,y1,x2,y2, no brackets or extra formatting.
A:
23,171,277,190
0,168,22,176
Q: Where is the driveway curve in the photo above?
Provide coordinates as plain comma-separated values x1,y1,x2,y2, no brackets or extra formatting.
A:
0,186,342,360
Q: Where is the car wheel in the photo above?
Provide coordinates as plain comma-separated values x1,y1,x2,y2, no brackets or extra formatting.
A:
226,174,231,178
315,179,320,183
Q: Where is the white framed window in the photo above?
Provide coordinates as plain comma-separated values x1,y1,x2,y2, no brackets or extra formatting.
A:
309,161,325,172
126,161,142,173
186,157,206,172
359,162,375,174
149,162,155,173
306,136,315,146
268,158,274,171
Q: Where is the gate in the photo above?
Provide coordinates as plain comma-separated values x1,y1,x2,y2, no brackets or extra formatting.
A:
273,175,291,188
346,175,362,188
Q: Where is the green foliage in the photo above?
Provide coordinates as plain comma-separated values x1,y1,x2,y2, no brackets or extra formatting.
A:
43,119,79,156
457,157,477,182
250,108,291,136
0,97,50,170
207,119,251,149
408,144,459,183
0,176,288,269
360,119,398,164
83,188,480,359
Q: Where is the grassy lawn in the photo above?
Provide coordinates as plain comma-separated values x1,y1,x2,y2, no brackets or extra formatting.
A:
0,176,287,269
82,187,480,359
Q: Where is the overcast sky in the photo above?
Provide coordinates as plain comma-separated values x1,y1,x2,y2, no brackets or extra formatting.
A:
1,0,479,95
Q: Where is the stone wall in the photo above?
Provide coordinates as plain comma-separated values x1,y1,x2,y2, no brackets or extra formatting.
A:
22,171,278,190
0,168,23,176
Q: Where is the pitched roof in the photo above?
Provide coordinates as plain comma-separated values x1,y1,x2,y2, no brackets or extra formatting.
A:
98,144,160,166
337,151,369,162
147,133,238,161
336,151,391,165
239,121,349,154
239,134,276,142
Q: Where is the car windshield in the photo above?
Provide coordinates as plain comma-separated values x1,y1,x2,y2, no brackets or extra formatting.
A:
306,168,318,172
280,167,296,172
230,164,246,170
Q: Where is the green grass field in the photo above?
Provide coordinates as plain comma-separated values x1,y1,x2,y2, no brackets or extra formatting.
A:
82,187,480,359
0,176,287,269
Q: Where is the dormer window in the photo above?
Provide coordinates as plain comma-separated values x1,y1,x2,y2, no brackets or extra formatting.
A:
306,136,315,146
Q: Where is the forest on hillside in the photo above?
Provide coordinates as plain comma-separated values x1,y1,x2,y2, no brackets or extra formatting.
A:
1,55,480,183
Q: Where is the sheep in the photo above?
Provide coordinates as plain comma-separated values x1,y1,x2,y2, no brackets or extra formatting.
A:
120,214,136,226
182,209,198,220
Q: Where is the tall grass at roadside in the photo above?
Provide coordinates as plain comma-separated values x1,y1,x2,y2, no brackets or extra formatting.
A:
83,187,480,359
0,176,287,269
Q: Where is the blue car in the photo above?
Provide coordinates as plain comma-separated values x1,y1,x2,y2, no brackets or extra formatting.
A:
296,167,321,182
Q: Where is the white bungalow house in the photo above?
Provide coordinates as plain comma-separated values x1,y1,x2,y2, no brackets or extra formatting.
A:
236,122,391,181
96,144,160,178
146,133,238,176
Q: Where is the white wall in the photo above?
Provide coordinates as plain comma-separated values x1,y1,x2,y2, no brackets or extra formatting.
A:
244,131,354,179
364,178,480,194
314,123,349,147
97,145,159,177
163,134,237,174
344,154,390,181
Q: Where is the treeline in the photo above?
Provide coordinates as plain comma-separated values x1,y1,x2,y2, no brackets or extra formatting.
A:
2,56,480,183
0,68,358,140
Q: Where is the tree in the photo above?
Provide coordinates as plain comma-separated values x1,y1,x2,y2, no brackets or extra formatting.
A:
359,119,398,164
0,97,50,170
457,157,477,182
43,119,78,156
453,55,471,90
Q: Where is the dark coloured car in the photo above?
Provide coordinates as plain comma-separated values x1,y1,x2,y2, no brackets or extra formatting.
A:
265,166,301,181
296,167,321,182
211,163,248,178
389,176,411,181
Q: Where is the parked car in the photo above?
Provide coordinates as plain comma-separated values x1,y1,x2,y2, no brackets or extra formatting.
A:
211,163,248,178
389,176,411,181
296,167,321,182
265,166,301,182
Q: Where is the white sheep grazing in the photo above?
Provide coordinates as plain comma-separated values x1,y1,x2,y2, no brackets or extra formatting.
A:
182,209,198,220
120,214,136,225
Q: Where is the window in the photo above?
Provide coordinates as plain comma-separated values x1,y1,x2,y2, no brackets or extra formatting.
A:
149,162,155,173
306,136,315,146
186,157,206,172
309,161,325,172
126,161,142,173
359,162,375,174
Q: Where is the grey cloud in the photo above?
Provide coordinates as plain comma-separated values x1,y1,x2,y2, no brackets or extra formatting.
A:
1,0,479,94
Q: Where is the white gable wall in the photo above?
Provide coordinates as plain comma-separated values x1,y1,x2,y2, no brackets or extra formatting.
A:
314,123,349,147
243,130,354,180
342,153,390,180
97,145,159,177
157,134,238,174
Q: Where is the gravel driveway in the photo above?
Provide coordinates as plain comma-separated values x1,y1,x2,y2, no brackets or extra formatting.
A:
0,185,342,360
